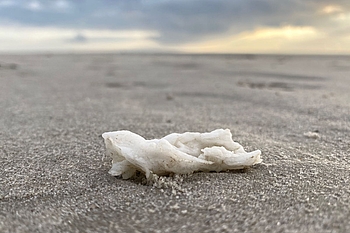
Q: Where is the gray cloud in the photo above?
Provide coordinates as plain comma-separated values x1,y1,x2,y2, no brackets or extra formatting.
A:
66,32,142,44
68,33,87,43
1,0,350,44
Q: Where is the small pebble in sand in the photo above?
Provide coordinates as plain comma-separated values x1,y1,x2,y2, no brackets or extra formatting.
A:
304,131,320,139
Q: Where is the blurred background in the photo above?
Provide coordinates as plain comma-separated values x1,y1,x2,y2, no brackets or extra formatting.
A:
0,0,349,55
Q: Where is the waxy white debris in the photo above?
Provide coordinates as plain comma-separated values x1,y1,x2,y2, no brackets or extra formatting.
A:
102,129,262,179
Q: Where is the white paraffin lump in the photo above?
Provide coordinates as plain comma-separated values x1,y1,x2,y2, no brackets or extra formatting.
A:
102,129,262,179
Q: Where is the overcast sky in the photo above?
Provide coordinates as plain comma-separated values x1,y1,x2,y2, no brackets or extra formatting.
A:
1,0,350,54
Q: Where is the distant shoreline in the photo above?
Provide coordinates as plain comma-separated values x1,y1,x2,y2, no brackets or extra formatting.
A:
0,51,350,58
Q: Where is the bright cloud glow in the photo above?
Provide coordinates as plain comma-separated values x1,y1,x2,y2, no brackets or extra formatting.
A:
0,26,159,41
80,29,159,40
0,26,161,52
177,26,322,54
2,24,350,54
332,12,350,21
238,26,318,41
54,0,70,9
321,5,343,14
26,1,42,11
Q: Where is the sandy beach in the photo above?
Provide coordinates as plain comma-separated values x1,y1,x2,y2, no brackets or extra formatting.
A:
1,53,350,232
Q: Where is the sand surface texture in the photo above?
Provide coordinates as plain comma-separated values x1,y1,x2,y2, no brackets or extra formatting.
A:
1,54,350,232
